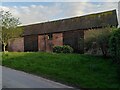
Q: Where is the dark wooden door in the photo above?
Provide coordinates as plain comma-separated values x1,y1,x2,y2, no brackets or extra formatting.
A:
24,35,38,52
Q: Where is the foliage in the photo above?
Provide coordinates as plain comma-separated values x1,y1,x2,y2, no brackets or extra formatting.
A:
84,27,113,56
0,10,22,52
0,11,21,28
53,46,63,53
96,27,113,56
109,28,120,64
62,45,73,53
1,27,23,43
2,52,120,88
53,45,73,53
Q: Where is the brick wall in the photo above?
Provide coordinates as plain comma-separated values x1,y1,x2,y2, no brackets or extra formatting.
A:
53,33,63,46
8,37,24,52
38,33,63,52
38,35,47,51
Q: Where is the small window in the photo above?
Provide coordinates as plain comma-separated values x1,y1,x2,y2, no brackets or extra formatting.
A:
48,33,53,40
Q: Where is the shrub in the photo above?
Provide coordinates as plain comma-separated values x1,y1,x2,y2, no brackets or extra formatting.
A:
84,37,96,52
96,28,112,57
84,27,112,56
62,45,73,53
109,28,120,64
53,46,63,53
53,45,73,53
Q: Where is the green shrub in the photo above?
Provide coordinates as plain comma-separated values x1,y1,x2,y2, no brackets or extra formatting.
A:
62,45,73,53
53,46,63,53
96,29,111,57
84,27,112,56
109,28,120,64
53,45,73,53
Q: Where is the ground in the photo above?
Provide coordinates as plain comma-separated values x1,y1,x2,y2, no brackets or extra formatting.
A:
2,52,120,89
2,66,72,88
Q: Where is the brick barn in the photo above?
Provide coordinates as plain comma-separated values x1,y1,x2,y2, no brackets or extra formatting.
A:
8,10,118,53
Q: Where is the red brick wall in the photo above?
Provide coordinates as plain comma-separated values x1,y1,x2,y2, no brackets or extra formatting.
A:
8,37,24,52
53,33,63,46
38,33,63,52
38,35,47,51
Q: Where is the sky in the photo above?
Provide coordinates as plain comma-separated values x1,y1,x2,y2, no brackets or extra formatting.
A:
0,1,119,25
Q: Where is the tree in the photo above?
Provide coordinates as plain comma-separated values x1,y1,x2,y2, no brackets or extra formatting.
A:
84,27,113,56
96,27,113,57
0,10,23,52
109,28,120,64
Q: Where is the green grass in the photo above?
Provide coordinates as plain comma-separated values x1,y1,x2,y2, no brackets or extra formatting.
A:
2,52,120,89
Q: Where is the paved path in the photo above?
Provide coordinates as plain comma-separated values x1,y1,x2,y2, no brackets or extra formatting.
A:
2,67,73,88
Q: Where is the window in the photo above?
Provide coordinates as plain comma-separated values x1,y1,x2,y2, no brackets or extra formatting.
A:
48,33,53,40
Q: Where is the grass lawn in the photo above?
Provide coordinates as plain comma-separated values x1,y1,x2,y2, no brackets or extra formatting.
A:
2,52,120,89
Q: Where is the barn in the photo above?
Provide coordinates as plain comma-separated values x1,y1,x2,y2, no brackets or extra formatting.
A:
8,10,118,53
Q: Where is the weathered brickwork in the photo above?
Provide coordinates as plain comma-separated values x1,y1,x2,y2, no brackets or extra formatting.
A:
53,33,63,46
8,38,24,52
38,33,63,52
38,35,46,51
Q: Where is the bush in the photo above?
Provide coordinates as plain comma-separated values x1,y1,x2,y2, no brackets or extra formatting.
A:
109,28,120,64
96,28,112,57
62,45,73,53
53,46,63,53
53,45,73,53
84,27,112,56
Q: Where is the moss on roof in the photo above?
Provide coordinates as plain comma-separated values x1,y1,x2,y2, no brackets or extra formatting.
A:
23,10,118,36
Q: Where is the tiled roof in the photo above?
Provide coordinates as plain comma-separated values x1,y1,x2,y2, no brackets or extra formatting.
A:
23,10,118,36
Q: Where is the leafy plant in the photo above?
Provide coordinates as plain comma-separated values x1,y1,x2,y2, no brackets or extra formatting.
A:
53,46,63,53
62,45,73,53
53,45,73,53
84,27,112,56
0,10,23,52
109,28,120,64
96,27,112,57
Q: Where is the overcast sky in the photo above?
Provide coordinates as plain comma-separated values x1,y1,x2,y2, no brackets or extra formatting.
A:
0,1,119,25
